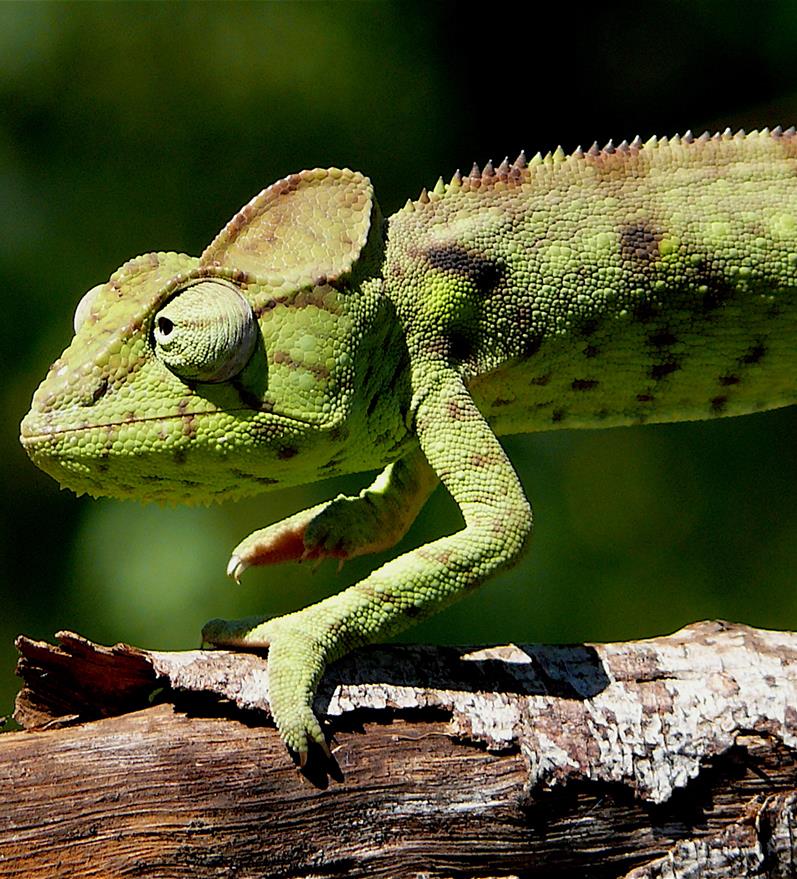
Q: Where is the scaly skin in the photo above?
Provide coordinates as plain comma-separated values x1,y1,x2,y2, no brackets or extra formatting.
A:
20,129,797,762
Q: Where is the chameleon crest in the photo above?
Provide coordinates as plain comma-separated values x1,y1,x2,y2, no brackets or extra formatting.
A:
21,129,797,762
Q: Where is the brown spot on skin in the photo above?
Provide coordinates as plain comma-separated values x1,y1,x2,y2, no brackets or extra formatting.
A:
692,261,736,315
651,361,680,380
470,453,497,468
251,475,280,486
446,399,469,421
354,581,378,602
174,448,187,465
404,605,421,619
740,343,767,365
425,245,505,298
273,350,329,380
530,373,551,386
620,221,662,264
551,409,565,423
417,546,453,566
277,446,298,460
580,319,599,338
181,414,198,439
572,379,599,391
254,300,279,318
711,395,728,414
647,330,678,347
492,398,513,408
91,377,110,404
636,393,654,402
123,318,143,335
719,374,741,386
329,425,349,442
583,345,599,358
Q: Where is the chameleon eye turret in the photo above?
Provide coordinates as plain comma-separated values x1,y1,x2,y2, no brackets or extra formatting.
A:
152,280,258,383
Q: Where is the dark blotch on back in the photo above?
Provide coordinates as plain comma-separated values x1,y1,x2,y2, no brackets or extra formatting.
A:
711,395,728,414
650,361,680,380
572,378,599,391
329,425,349,442
648,330,678,348
740,342,767,365
620,221,662,264
426,245,505,297
693,260,736,314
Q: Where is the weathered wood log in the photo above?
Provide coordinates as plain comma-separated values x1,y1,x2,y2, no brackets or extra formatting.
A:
3,621,797,878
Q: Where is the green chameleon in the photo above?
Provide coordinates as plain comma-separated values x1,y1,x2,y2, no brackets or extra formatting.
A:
20,128,797,763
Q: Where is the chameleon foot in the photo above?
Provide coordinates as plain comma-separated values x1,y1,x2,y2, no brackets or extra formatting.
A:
202,612,332,764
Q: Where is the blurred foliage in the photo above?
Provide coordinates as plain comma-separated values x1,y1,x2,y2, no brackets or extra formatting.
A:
2,1,797,718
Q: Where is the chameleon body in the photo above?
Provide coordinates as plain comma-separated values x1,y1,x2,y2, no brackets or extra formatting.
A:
20,129,797,761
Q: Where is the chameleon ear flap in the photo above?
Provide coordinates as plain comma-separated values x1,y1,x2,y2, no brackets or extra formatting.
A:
200,168,379,286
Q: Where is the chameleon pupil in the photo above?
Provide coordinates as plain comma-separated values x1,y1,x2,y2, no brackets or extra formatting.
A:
158,317,173,336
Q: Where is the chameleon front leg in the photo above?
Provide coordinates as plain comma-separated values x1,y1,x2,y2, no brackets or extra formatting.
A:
203,368,533,761
227,445,438,580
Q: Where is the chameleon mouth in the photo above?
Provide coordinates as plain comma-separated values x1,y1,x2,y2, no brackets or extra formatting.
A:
19,405,317,503
19,406,316,446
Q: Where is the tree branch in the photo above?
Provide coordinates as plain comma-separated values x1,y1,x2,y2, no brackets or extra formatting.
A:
3,621,797,877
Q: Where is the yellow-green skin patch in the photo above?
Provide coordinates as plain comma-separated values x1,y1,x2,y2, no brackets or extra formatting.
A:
20,132,797,760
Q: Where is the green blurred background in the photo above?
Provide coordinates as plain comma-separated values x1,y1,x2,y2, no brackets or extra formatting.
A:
2,1,796,720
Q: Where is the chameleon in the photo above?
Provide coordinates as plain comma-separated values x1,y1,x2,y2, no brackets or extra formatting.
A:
20,128,797,763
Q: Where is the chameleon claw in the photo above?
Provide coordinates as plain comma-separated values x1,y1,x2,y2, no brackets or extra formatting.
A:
226,554,247,583
297,735,331,769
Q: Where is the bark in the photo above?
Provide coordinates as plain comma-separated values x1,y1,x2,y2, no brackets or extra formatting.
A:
2,620,797,878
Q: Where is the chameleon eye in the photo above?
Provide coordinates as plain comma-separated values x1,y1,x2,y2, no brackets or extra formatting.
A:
153,280,258,382
73,283,106,333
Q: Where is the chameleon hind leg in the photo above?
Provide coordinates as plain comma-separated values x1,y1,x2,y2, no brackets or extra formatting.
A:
203,368,533,762
226,446,438,581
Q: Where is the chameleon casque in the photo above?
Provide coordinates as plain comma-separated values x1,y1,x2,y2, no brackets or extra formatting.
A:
20,128,797,762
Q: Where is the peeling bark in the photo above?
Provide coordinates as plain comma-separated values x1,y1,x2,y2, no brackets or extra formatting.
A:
3,621,797,877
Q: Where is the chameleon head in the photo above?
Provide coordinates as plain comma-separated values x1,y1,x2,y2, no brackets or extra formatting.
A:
20,168,394,503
